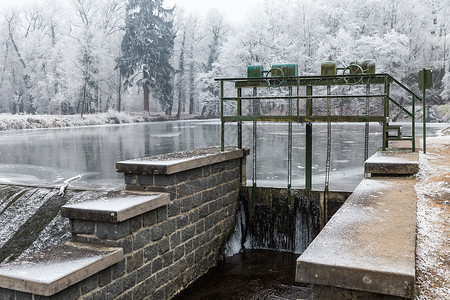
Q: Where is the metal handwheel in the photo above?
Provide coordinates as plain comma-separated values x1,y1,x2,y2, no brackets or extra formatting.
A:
265,67,285,87
341,63,364,85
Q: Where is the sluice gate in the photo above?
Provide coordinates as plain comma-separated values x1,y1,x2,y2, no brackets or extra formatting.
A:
216,63,429,209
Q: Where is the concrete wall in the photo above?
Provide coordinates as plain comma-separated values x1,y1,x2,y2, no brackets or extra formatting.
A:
0,147,248,300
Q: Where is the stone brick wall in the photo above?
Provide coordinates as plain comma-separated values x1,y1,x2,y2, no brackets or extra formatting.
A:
71,157,245,299
0,147,248,300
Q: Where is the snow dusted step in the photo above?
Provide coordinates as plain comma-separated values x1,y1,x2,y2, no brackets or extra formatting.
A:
364,150,419,176
116,146,250,175
296,178,417,299
0,242,123,296
61,190,170,223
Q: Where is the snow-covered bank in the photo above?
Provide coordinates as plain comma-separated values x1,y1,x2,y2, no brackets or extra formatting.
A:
0,111,205,131
415,135,450,299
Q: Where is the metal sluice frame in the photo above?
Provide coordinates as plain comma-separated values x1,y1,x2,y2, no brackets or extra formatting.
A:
216,73,423,198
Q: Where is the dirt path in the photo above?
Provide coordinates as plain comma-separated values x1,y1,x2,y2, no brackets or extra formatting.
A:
415,133,450,299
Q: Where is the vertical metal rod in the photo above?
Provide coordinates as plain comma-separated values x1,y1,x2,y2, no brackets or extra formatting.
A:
325,86,331,188
237,87,242,149
297,78,300,119
237,87,243,187
252,87,258,207
306,85,313,191
288,87,293,197
220,80,224,151
306,85,313,117
422,80,427,154
382,78,390,151
364,84,370,162
412,94,416,152
324,85,332,223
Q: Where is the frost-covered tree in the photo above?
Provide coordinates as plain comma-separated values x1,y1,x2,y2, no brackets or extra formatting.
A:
195,9,229,116
3,10,30,114
117,0,175,114
71,0,102,116
172,10,202,117
0,0,447,116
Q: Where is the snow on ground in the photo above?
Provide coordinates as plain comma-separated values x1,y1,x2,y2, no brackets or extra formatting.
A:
0,111,203,131
415,134,450,299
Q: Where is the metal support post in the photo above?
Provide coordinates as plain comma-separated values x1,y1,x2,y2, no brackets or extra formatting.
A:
382,78,390,151
220,80,225,151
412,94,415,152
252,87,258,207
237,87,244,186
423,85,427,154
324,85,332,223
364,84,370,162
237,88,242,149
306,85,313,191
288,87,293,197
296,79,300,119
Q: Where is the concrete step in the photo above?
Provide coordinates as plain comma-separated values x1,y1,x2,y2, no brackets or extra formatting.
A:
296,178,417,299
61,190,170,223
0,242,123,297
364,150,419,176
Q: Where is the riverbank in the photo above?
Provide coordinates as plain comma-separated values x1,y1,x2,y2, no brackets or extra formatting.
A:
0,111,208,131
415,133,450,299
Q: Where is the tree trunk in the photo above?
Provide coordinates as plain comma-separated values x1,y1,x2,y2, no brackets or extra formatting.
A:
189,62,195,114
118,72,122,112
143,66,150,111
189,44,195,114
81,80,87,117
176,89,182,119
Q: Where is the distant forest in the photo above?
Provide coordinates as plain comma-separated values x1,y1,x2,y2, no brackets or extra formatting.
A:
0,0,448,116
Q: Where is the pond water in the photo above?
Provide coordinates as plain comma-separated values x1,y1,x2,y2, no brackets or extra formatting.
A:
173,250,310,300
0,120,445,191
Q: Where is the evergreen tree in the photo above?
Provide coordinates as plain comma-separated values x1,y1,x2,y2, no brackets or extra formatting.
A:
117,0,175,114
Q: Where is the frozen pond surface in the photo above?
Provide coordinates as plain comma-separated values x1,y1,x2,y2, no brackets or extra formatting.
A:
0,119,446,192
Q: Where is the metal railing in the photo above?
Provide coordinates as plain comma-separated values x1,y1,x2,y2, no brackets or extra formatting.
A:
216,73,424,195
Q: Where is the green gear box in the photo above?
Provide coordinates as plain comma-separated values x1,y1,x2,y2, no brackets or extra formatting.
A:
271,64,298,77
247,65,264,78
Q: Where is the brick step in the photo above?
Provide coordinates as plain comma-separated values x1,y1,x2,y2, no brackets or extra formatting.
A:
0,242,123,297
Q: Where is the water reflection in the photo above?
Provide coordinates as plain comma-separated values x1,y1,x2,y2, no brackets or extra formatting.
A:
0,120,445,191
0,120,222,189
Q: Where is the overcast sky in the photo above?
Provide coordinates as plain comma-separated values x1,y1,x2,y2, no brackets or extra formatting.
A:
166,0,257,24
0,0,258,24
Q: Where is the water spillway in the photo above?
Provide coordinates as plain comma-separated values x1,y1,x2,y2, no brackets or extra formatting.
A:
0,185,113,264
242,188,321,254
0,185,61,263
225,187,351,255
